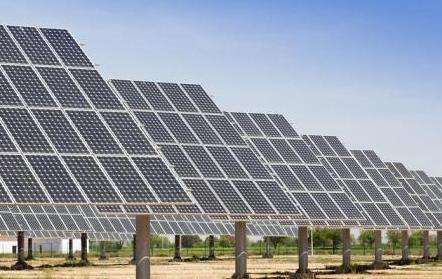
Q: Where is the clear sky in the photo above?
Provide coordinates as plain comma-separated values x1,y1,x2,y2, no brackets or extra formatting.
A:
1,0,441,175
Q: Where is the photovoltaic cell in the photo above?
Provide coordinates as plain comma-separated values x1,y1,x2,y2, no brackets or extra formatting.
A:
134,81,174,111
208,180,250,214
206,146,248,179
182,114,222,144
0,70,22,105
158,113,199,144
181,84,220,113
183,145,223,178
98,157,157,203
32,109,88,153
70,69,123,109
287,139,319,163
0,155,47,202
267,114,298,138
270,139,302,163
0,26,26,63
251,138,283,162
132,157,191,202
135,111,175,143
249,113,281,137
37,67,90,108
27,155,85,203
256,181,300,214
0,125,17,152
231,112,263,136
40,28,93,67
8,26,60,65
101,111,155,155
271,165,304,191
157,82,197,112
0,108,53,153
232,180,276,214
63,156,121,203
231,147,272,179
3,65,56,107
205,115,246,146
109,79,149,110
159,145,200,178
324,136,351,157
67,110,122,154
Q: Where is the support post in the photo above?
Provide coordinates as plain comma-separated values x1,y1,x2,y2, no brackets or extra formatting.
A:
438,231,442,260
373,230,383,268
262,236,272,258
341,228,351,272
401,230,409,263
422,230,430,261
208,235,216,260
12,231,31,269
173,235,182,261
135,215,150,279
232,221,247,279
130,234,136,264
80,233,88,265
67,238,74,260
26,238,33,260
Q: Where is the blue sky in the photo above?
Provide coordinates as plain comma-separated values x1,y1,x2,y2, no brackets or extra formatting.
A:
1,0,441,174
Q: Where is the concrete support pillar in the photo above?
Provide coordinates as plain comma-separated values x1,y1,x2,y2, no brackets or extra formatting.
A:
373,230,383,268
422,230,430,261
262,236,272,258
130,234,136,264
12,231,31,269
208,235,216,260
232,221,247,279
135,215,150,279
173,235,182,261
26,238,33,260
80,233,88,264
341,228,351,272
438,231,442,260
401,230,409,263
68,238,74,260
297,226,309,274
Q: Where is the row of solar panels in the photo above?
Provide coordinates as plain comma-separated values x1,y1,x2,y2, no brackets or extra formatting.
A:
0,205,297,240
0,25,440,231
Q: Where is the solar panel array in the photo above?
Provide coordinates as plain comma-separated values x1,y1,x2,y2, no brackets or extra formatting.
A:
0,25,193,206
302,136,408,229
225,113,363,226
386,163,441,229
0,204,297,240
347,150,429,229
109,80,301,219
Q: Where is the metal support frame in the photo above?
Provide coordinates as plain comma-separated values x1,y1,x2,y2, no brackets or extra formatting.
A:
401,230,409,263
373,230,383,268
422,230,430,261
68,238,74,260
232,221,247,279
135,215,150,279
208,235,216,260
341,228,351,272
80,233,88,264
438,231,442,260
298,226,309,273
12,231,31,269
173,235,182,261
26,238,33,260
262,236,272,258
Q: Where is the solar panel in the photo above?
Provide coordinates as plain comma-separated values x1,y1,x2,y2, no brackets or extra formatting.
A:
110,80,302,219
303,135,407,229
227,113,362,224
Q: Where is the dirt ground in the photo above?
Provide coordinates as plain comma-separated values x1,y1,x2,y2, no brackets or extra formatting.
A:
0,254,440,279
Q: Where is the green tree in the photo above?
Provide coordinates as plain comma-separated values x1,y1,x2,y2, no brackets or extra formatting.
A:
386,231,401,254
219,235,235,248
181,235,202,248
410,231,422,248
358,230,374,255
269,236,288,250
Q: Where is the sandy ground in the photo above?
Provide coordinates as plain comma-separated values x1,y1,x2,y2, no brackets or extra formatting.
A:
0,254,440,278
